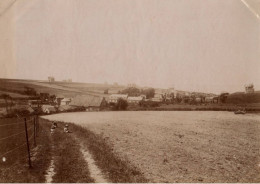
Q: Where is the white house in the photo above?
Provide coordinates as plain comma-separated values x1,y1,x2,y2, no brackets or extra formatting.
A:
109,94,128,103
127,96,143,104
41,105,56,114
60,98,71,105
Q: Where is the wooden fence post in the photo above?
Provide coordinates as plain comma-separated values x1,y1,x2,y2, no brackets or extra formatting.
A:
34,117,36,146
37,115,39,135
24,118,32,168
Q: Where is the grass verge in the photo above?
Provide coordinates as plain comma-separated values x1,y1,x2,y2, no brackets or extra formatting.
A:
39,118,94,183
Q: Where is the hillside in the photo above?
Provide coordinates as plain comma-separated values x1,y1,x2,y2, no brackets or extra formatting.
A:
226,91,260,104
0,78,125,98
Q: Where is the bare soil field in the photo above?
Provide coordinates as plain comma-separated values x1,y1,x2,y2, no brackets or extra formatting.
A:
43,111,260,182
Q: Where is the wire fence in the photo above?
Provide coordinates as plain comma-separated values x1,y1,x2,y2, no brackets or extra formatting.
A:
0,116,39,168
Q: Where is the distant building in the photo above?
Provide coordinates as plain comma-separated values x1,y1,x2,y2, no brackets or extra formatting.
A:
70,95,107,111
55,97,65,105
127,96,143,104
41,105,56,114
109,94,128,103
245,84,254,93
151,93,164,102
48,76,55,82
60,98,71,105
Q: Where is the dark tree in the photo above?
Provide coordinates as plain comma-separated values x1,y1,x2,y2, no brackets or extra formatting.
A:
176,93,182,103
49,95,56,104
142,88,155,99
114,98,128,110
219,93,229,103
121,87,140,96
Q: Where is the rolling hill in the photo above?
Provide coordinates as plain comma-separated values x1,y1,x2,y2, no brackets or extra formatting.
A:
227,91,260,104
0,78,125,99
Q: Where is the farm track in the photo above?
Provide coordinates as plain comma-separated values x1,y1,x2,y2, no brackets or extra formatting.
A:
44,136,55,183
78,141,109,183
39,118,94,183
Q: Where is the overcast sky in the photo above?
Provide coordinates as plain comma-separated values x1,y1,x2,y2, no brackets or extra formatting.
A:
1,0,260,93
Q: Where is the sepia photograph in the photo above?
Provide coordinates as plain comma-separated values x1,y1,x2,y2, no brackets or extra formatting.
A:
0,0,260,183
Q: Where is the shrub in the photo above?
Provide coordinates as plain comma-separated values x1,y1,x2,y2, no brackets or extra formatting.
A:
139,101,159,108
114,98,128,110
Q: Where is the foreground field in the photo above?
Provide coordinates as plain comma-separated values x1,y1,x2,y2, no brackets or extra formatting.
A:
43,111,260,182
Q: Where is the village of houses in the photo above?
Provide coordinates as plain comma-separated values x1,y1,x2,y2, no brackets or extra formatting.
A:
26,85,226,115
29,91,219,115
0,77,256,117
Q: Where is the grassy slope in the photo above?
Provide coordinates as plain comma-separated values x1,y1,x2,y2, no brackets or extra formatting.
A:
227,91,260,104
0,90,30,98
0,78,124,98
39,118,94,183
0,117,51,182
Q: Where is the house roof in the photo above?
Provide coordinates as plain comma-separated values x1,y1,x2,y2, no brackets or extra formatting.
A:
109,94,128,99
128,96,143,101
61,98,71,102
71,95,105,107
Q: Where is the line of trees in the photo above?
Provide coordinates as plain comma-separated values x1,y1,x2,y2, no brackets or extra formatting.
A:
119,87,155,99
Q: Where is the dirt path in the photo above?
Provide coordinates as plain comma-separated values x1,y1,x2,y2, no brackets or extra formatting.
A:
45,143,56,183
43,126,108,183
45,158,55,183
78,142,109,183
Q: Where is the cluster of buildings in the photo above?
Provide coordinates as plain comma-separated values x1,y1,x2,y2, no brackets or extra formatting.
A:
36,95,108,114
107,89,219,105
108,94,145,104
48,77,72,83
